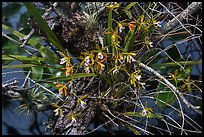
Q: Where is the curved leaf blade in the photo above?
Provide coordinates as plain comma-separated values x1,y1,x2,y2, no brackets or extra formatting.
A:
125,124,141,135
3,64,38,69
37,73,97,83
151,60,202,69
124,2,137,11
23,2,64,52
2,54,45,62
31,65,44,80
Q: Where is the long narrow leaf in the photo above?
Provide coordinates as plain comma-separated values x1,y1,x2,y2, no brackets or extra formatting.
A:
31,62,44,80
151,60,202,69
125,124,141,135
2,54,45,62
3,62,61,70
107,9,113,52
23,2,64,52
123,2,137,19
3,64,38,69
124,2,137,11
37,73,97,83
123,10,133,19
124,28,136,52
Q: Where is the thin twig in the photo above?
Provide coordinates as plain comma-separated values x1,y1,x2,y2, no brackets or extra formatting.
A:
141,95,202,130
159,2,202,34
107,109,154,135
21,71,31,88
20,29,35,48
27,77,64,101
138,62,202,115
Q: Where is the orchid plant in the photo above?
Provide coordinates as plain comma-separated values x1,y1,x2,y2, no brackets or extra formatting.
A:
2,2,201,135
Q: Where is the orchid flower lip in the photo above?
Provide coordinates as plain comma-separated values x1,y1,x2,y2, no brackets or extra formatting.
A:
85,67,90,74
154,21,162,27
129,56,136,63
119,25,124,33
84,61,89,66
98,52,103,60
136,75,141,81
54,108,63,117
85,56,90,62
60,58,66,64
54,108,58,113
156,21,162,27
141,82,146,89
148,42,153,47
116,44,122,48
80,101,86,108
71,117,77,124
113,68,119,74
142,109,147,116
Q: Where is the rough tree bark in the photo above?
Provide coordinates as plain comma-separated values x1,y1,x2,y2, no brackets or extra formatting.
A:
50,77,99,135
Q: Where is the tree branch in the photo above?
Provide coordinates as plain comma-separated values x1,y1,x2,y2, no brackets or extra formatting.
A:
20,29,35,48
160,2,202,34
138,62,202,115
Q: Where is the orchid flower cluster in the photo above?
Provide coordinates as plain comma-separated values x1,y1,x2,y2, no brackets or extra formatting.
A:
52,2,163,122
79,45,108,74
55,7,162,94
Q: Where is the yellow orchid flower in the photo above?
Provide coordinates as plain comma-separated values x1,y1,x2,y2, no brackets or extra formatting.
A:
58,49,72,67
141,101,153,118
55,82,68,97
64,64,75,76
181,76,194,92
105,2,120,10
128,70,142,88
80,50,95,67
105,29,122,44
95,58,107,73
52,103,63,117
92,45,108,60
128,21,136,32
144,36,153,51
169,69,179,87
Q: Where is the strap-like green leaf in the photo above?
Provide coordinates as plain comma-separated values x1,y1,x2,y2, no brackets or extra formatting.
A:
2,54,45,62
124,28,136,52
37,73,97,83
125,124,141,135
123,2,137,19
23,2,64,52
124,2,137,11
3,64,38,69
107,9,113,53
151,60,202,69
123,10,133,19
31,65,44,80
